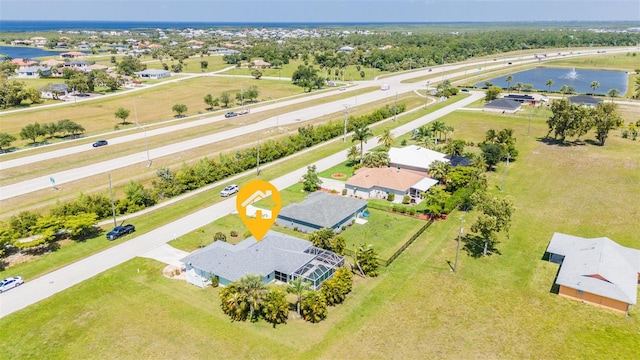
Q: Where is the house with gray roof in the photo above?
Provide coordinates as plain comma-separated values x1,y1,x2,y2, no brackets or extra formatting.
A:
180,231,344,289
483,98,521,113
135,69,171,79
16,66,51,78
545,232,640,314
276,192,367,234
569,95,603,108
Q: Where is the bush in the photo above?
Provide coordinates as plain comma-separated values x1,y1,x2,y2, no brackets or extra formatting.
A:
301,291,328,323
210,275,219,288
214,231,227,242
230,230,238,237
341,188,347,196
387,193,395,202
402,195,411,204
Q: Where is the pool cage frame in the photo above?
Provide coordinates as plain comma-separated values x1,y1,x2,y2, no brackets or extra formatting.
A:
291,246,345,290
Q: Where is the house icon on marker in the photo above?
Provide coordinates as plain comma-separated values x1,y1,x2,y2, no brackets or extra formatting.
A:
241,190,277,219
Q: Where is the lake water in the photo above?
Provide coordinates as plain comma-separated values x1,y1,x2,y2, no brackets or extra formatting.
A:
475,67,628,95
0,46,69,60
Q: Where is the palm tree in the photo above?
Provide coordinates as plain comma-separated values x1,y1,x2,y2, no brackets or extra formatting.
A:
238,274,267,321
430,120,447,141
545,79,554,93
428,160,451,185
515,82,523,93
607,88,620,103
559,85,569,98
377,129,394,149
590,81,600,95
352,125,373,163
471,154,488,172
347,146,359,166
505,75,513,91
442,125,454,141
634,76,640,99
288,277,311,317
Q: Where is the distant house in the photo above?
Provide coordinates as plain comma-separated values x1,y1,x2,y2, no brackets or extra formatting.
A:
60,51,87,59
10,58,38,67
252,59,272,68
338,46,354,52
39,59,62,67
134,69,171,79
30,36,48,47
569,95,603,108
276,192,367,234
389,145,449,173
346,167,438,203
545,233,640,314
484,98,521,113
503,94,540,105
181,231,345,289
62,61,94,69
16,66,51,78
39,83,69,99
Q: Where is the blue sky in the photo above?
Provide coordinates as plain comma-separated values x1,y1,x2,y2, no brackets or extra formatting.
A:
1,0,639,22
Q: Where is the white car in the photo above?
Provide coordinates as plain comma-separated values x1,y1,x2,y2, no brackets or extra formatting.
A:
220,184,239,197
0,276,24,293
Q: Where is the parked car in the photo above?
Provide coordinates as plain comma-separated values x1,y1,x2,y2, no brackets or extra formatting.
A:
0,276,24,293
106,224,135,240
461,88,469,92
224,112,238,118
92,140,108,147
220,184,239,197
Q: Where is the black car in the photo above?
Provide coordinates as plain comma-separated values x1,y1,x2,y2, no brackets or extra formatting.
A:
224,112,238,118
93,140,108,147
106,224,135,240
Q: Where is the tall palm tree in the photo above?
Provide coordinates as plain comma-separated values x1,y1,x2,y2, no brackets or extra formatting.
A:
442,124,454,141
634,76,640,99
607,88,620,103
430,120,447,141
377,128,394,149
238,274,267,321
559,85,569,98
352,125,373,163
288,277,311,317
515,82,523,93
590,81,600,95
505,75,513,91
347,146,359,166
545,79,554,93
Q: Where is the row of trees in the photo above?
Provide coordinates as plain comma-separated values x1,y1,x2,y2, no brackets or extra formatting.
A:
546,99,623,145
5,119,86,145
0,75,42,108
218,268,353,325
204,85,260,110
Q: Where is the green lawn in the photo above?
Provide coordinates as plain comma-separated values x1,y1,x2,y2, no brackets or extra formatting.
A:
1,108,639,358
317,160,357,181
340,208,427,260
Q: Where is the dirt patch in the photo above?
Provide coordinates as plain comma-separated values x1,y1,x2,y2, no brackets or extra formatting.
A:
163,265,185,280
331,173,346,179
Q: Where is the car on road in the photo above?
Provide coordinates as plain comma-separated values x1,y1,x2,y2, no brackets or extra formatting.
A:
106,224,135,240
0,276,24,293
339,86,346,91
225,112,238,118
220,184,239,197
238,109,249,115
461,88,469,92
92,140,108,147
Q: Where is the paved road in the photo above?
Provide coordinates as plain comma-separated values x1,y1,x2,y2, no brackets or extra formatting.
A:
0,91,484,318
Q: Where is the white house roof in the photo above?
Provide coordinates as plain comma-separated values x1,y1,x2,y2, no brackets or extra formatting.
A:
389,145,449,171
180,231,315,282
135,69,170,76
546,232,640,305
410,177,439,192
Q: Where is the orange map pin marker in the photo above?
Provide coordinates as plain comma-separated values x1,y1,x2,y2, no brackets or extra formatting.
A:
236,180,282,242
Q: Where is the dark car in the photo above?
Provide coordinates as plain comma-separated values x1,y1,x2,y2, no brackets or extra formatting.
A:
224,112,238,118
92,140,108,147
106,224,135,240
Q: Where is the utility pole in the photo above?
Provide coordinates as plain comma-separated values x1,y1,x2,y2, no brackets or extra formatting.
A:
134,98,151,166
527,104,533,137
256,130,260,176
500,152,511,192
453,218,465,272
342,104,350,141
394,92,398,121
108,174,117,228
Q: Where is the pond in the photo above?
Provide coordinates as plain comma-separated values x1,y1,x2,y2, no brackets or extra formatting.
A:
0,46,71,60
475,67,628,96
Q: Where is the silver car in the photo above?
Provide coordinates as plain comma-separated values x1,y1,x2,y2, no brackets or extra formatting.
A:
220,184,239,197
0,276,24,293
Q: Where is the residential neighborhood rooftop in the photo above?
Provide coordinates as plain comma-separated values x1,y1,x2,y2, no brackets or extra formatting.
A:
278,192,366,230
346,167,430,193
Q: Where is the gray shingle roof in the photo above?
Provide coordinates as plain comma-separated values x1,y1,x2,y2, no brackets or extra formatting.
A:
569,95,603,105
277,192,367,229
546,233,640,304
180,231,314,281
484,98,521,110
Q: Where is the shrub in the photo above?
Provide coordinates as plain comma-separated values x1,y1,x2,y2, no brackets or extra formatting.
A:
210,275,219,288
387,193,395,202
301,291,328,323
214,231,227,242
341,188,347,196
402,195,411,204
230,230,238,237
408,208,416,215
